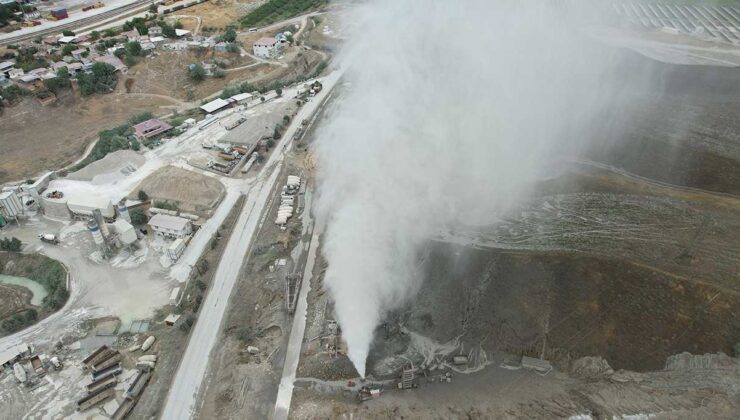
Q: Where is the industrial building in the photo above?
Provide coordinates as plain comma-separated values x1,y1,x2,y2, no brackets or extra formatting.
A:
200,98,231,114
0,190,23,222
148,214,193,238
253,37,281,58
132,118,173,140
67,195,115,219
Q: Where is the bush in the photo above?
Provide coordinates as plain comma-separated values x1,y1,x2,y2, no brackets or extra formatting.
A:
129,208,147,225
188,64,205,82
137,190,149,201
1,309,38,334
241,0,327,27
76,62,117,96
153,200,178,211
0,237,22,252
62,30,75,36
219,27,237,43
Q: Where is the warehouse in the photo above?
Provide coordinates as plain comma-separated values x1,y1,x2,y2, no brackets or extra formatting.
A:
200,98,230,114
148,214,193,238
66,195,115,219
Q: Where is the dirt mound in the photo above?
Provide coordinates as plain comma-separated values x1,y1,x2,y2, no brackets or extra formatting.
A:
67,150,146,182
130,165,224,213
569,356,614,379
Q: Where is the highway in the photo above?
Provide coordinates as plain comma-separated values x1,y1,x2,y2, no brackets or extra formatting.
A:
160,70,341,419
0,0,150,47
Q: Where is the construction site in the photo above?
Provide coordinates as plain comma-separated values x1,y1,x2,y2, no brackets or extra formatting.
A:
1,1,739,419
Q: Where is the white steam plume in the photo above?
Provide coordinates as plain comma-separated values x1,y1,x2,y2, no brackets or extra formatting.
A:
315,0,634,377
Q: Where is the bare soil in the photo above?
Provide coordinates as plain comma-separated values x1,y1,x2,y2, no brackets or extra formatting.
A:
130,195,246,419
0,90,173,183
124,49,258,100
197,150,313,420
129,165,225,214
176,0,260,31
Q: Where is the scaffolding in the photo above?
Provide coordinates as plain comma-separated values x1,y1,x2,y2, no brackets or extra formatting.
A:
284,273,302,314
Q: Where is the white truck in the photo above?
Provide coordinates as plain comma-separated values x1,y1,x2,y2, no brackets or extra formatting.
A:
38,233,59,245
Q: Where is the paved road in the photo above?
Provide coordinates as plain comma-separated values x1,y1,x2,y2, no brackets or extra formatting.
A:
273,217,324,420
160,70,341,419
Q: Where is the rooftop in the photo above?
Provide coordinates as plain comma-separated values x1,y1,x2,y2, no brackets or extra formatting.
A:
149,214,191,231
93,55,127,72
254,37,278,47
200,97,230,113
132,118,173,138
230,92,253,102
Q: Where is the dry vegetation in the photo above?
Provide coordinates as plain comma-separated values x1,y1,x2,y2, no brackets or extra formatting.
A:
178,0,261,31
130,165,225,213
0,91,173,183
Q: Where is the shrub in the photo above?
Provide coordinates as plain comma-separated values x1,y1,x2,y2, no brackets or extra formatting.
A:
129,208,147,225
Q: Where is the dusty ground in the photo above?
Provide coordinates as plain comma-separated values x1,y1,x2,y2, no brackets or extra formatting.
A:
131,195,246,419
124,49,259,100
0,91,174,184
67,150,146,182
286,49,740,419
196,150,311,419
175,0,261,31
129,165,225,214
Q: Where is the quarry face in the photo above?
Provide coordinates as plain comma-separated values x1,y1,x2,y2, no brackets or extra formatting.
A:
294,41,740,419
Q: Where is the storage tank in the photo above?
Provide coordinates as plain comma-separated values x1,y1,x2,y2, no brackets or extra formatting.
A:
92,209,109,236
40,190,71,220
117,199,131,223
0,191,23,219
88,220,105,246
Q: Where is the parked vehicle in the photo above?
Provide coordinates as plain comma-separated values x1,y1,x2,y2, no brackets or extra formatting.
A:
38,233,59,244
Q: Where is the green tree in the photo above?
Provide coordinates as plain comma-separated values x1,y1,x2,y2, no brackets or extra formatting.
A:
129,208,148,225
188,64,206,82
76,62,118,95
220,27,237,43
125,41,142,57
276,88,282,97
137,190,149,201
61,44,76,56
0,237,23,252
174,20,183,29
90,31,100,41
62,30,75,36
148,3,158,14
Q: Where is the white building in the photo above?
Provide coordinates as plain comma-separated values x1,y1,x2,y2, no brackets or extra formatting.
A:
253,37,280,58
200,97,230,114
67,195,115,218
148,214,192,238
0,191,23,219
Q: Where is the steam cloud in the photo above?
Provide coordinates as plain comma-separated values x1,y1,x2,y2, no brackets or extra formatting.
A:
315,0,635,377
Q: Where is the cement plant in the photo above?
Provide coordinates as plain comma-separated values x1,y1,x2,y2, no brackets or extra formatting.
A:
0,1,738,419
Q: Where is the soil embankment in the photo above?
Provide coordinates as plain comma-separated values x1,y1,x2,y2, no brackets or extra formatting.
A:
0,252,69,337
